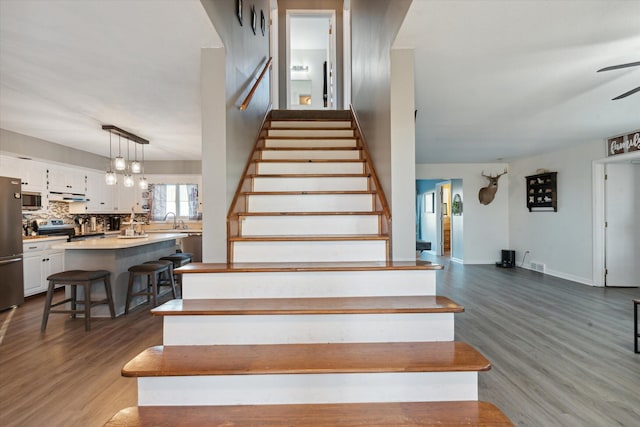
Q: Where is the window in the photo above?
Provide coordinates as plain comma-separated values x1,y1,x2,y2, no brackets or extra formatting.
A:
149,184,199,221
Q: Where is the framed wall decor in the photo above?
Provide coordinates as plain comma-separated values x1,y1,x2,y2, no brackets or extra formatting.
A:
236,0,243,26
424,192,434,213
251,5,257,35
260,9,266,36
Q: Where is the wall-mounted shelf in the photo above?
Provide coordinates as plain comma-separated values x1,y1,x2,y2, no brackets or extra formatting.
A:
526,172,557,212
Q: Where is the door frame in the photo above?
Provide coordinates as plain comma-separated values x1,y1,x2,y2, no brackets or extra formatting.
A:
285,9,337,110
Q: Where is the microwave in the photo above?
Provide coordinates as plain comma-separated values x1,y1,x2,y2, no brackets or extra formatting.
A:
22,191,43,210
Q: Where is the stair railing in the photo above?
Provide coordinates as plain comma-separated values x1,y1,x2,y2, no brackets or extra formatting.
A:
349,106,392,258
239,57,272,111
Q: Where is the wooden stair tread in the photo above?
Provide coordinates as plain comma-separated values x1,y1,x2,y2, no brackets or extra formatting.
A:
175,260,443,274
152,296,464,316
105,401,513,426
233,211,384,217
229,234,389,242
263,136,357,140
122,342,491,377
241,190,376,195
268,127,353,131
248,173,369,178
253,159,365,163
260,146,361,150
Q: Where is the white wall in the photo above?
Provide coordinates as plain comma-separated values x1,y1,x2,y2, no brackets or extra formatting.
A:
416,163,509,264
390,49,415,260
508,140,605,284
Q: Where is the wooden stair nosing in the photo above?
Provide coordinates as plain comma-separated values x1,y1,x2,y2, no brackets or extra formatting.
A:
233,211,384,217
260,146,361,151
151,296,464,316
231,211,384,217
268,126,354,131
241,190,377,195
175,261,444,274
121,342,491,377
229,234,389,242
248,173,370,178
263,136,357,140
105,401,514,426
253,159,366,164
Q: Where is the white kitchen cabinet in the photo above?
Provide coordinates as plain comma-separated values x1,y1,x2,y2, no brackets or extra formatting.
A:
22,239,66,297
86,171,114,212
47,165,86,194
0,155,47,193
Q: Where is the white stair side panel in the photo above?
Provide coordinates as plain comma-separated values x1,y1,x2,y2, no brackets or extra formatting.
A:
138,372,478,406
260,149,361,160
270,120,352,128
232,240,387,263
163,313,454,345
240,215,379,236
264,138,357,148
247,194,374,213
182,270,436,299
256,161,364,175
268,129,354,138
252,176,369,191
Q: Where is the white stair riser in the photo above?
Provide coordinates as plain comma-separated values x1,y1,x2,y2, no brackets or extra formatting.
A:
252,176,369,191
163,313,454,345
257,162,364,175
138,372,478,406
240,215,380,236
182,270,436,299
268,129,354,138
247,194,374,213
261,149,361,160
232,240,387,263
270,120,352,128
264,139,357,148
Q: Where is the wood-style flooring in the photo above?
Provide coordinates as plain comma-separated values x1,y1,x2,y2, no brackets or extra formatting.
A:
0,263,638,426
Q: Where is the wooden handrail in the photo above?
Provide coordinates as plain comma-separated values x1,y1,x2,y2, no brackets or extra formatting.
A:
240,57,272,111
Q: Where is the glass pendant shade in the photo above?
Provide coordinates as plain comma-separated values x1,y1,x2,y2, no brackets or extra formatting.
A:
130,160,141,174
115,156,126,171
138,176,148,190
123,174,134,187
105,170,117,185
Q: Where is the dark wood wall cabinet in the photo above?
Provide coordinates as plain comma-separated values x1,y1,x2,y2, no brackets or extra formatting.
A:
526,172,557,212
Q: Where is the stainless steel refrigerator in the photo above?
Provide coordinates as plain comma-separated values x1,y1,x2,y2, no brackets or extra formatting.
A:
0,176,24,310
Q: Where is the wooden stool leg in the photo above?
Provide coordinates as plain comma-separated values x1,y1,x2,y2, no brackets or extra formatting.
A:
635,301,639,354
125,272,135,315
167,265,177,299
41,280,56,332
70,284,77,319
103,275,116,319
83,282,91,331
151,273,158,307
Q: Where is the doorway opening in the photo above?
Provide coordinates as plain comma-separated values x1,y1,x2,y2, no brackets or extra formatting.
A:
286,10,336,110
416,179,461,262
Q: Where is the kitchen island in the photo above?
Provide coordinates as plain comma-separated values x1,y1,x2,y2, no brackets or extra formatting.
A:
52,233,185,316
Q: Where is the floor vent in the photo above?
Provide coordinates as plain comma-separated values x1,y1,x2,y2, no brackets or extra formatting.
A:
530,262,546,273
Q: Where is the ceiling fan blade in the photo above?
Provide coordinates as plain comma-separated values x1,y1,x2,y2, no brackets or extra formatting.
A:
612,86,640,100
597,61,640,72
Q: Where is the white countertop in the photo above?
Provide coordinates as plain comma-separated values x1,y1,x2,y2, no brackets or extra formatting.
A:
51,233,185,250
23,236,68,244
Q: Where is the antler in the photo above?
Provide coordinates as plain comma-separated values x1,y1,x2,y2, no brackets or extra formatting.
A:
482,169,508,179
496,168,508,178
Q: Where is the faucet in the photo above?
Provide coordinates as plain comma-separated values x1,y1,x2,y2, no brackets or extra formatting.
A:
179,219,187,230
163,212,177,229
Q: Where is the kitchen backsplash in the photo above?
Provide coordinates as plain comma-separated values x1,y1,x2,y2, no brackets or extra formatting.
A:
22,201,149,228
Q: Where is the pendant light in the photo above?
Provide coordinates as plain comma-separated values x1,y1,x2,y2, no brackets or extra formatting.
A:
131,140,141,174
105,132,117,185
138,143,148,190
115,135,126,171
123,138,134,187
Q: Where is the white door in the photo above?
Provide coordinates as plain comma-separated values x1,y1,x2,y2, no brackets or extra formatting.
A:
604,163,639,287
435,184,444,256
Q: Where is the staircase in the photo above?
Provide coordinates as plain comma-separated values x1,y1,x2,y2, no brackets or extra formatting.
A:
106,110,512,426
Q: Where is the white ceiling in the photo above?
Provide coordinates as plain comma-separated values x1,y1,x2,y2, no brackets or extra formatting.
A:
0,0,638,164
0,0,221,161
395,0,640,163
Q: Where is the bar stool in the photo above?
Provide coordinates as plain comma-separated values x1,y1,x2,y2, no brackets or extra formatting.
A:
41,270,115,332
160,253,192,293
125,261,176,314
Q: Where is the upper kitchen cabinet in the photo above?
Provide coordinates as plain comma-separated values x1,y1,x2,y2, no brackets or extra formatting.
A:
47,165,86,194
114,185,146,213
69,170,115,213
0,155,47,192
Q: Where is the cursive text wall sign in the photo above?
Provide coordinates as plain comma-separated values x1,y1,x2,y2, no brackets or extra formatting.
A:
607,130,639,156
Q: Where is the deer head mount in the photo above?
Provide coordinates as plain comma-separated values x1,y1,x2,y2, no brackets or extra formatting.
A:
478,169,507,205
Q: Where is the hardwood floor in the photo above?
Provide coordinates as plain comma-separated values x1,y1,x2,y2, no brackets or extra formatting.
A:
1,264,638,426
